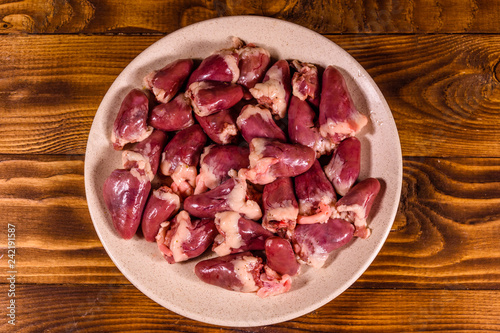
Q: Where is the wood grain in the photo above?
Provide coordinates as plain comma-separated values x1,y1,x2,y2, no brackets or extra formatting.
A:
0,156,498,287
1,0,498,331
0,284,498,332
0,155,126,284
0,35,146,155
364,157,500,289
1,0,500,34
342,34,500,158
0,34,499,156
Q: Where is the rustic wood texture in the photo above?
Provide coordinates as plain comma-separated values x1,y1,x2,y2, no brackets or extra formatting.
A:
1,0,500,34
1,0,500,331
1,34,499,156
0,155,127,284
0,156,498,288
0,284,499,332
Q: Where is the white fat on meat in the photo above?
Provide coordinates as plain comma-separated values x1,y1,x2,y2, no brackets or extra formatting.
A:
217,122,238,144
171,165,197,196
142,71,172,103
194,146,218,194
236,104,273,128
199,144,213,164
232,255,260,293
312,136,336,158
152,86,171,104
291,60,317,101
336,203,371,239
142,71,155,90
240,138,278,185
153,188,181,209
129,166,150,183
354,226,371,239
226,177,262,220
298,195,336,224
155,221,172,257
213,211,243,256
122,150,153,181
337,203,367,226
185,81,210,116
110,131,119,148
137,126,154,142
230,36,245,49
160,153,173,175
249,137,267,166
292,84,307,101
111,125,153,150
291,61,308,101
249,67,287,119
217,49,240,83
265,201,299,223
161,160,197,187
303,251,329,269
166,211,192,262
319,112,368,139
297,202,332,225
248,138,267,164
301,194,336,211
293,242,329,268
239,157,278,185
256,266,292,298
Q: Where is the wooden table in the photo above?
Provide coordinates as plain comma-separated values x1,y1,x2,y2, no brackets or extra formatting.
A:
1,1,499,331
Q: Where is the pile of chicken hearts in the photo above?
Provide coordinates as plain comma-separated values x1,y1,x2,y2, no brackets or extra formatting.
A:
103,37,380,298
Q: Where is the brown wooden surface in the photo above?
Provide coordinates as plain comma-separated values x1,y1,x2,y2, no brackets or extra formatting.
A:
0,285,499,332
1,34,499,156
1,0,500,332
1,0,500,34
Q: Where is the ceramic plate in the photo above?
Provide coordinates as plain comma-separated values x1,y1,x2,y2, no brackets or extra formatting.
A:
85,16,402,327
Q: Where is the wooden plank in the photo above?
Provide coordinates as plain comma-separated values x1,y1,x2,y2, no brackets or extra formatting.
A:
1,0,500,34
363,157,500,288
0,35,147,155
0,156,499,287
341,34,500,158
1,34,499,156
0,155,127,284
0,284,498,331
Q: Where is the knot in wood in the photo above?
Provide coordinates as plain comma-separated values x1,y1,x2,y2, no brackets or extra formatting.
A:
494,60,500,83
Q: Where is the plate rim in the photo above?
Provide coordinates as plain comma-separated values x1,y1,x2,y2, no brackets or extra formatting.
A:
84,15,403,327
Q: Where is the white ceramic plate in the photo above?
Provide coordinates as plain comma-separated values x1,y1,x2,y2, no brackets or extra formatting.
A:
85,16,402,327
